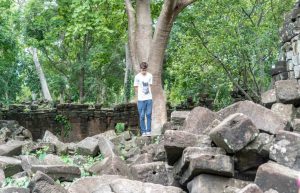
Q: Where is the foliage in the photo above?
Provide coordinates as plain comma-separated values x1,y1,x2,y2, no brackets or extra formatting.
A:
115,123,125,134
54,114,72,137
1,176,30,188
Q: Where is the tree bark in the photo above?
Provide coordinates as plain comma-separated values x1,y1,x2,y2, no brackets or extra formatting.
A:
31,47,53,101
79,67,85,104
124,44,132,103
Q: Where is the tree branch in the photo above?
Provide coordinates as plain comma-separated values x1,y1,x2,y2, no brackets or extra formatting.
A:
190,21,253,101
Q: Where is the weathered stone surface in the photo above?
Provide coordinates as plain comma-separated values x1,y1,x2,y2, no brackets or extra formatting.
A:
264,189,279,193
209,113,259,153
235,133,274,172
141,143,166,161
164,130,211,165
217,101,289,134
254,162,299,193
236,184,263,193
0,187,30,193
275,80,300,105
179,154,234,185
0,140,24,156
30,165,81,181
131,161,168,185
171,111,190,126
0,156,22,177
173,147,226,179
202,119,221,135
20,155,41,172
76,137,99,156
43,154,66,165
183,106,219,135
42,130,67,154
292,118,300,133
98,135,118,157
68,175,185,193
28,171,68,193
269,131,300,170
93,129,118,140
187,174,249,193
261,89,277,108
271,103,295,122
88,154,131,178
127,153,153,166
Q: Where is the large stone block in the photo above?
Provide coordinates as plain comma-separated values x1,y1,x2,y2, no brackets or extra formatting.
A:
173,147,226,179
131,161,168,185
164,130,211,165
209,113,259,153
271,103,295,122
275,80,300,105
0,156,22,177
269,131,300,170
0,187,30,193
68,175,185,193
261,89,277,108
97,135,118,158
187,174,249,193
179,154,234,185
183,106,219,135
42,131,67,154
254,162,299,193
236,184,263,193
217,101,289,134
0,140,24,157
171,111,190,126
75,137,99,156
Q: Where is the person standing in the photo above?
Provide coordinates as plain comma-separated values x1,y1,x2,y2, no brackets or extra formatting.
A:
134,62,153,136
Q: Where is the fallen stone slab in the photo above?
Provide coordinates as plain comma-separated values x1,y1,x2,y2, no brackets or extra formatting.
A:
271,103,295,122
0,156,22,177
68,175,185,193
127,153,153,166
0,187,30,193
164,130,211,165
209,113,259,153
98,135,119,157
236,184,263,193
275,79,300,105
75,137,99,156
131,161,168,185
261,89,277,108
217,101,289,134
88,154,131,178
28,171,68,193
292,118,300,133
0,140,24,156
180,154,234,185
187,174,249,193
254,162,299,193
30,165,81,182
173,147,226,179
183,107,219,135
42,131,67,154
171,111,190,126
269,131,300,170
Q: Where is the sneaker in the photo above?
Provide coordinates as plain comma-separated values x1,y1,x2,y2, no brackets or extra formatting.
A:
141,133,147,137
145,132,151,136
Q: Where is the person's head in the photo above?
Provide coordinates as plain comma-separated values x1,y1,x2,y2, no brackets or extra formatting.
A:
140,62,148,75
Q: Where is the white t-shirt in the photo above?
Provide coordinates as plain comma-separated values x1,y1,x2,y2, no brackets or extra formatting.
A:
134,72,153,101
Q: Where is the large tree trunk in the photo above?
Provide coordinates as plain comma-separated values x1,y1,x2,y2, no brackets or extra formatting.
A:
125,0,197,134
79,67,85,104
124,44,132,103
31,47,52,101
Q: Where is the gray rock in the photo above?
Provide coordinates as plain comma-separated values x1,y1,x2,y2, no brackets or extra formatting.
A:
0,187,30,193
76,137,99,156
275,80,300,104
0,156,22,177
269,131,300,170
30,165,81,182
217,100,288,134
68,175,185,193
28,171,68,193
202,119,221,135
183,106,219,135
209,113,259,153
93,129,117,140
88,154,131,178
98,135,118,157
254,162,299,193
164,130,211,165
271,103,295,122
292,118,300,133
237,184,263,193
261,89,277,108
173,147,226,179
187,174,249,193
42,131,67,154
0,140,24,156
127,153,153,165
179,154,234,185
264,189,279,193
171,111,190,126
131,161,168,185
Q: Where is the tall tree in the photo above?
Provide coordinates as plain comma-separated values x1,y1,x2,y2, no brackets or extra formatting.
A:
125,0,197,134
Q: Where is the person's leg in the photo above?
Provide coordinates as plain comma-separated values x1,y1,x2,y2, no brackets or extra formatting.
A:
145,99,152,134
137,101,146,135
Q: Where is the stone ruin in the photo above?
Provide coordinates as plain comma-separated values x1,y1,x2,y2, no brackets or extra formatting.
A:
1,2,300,193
